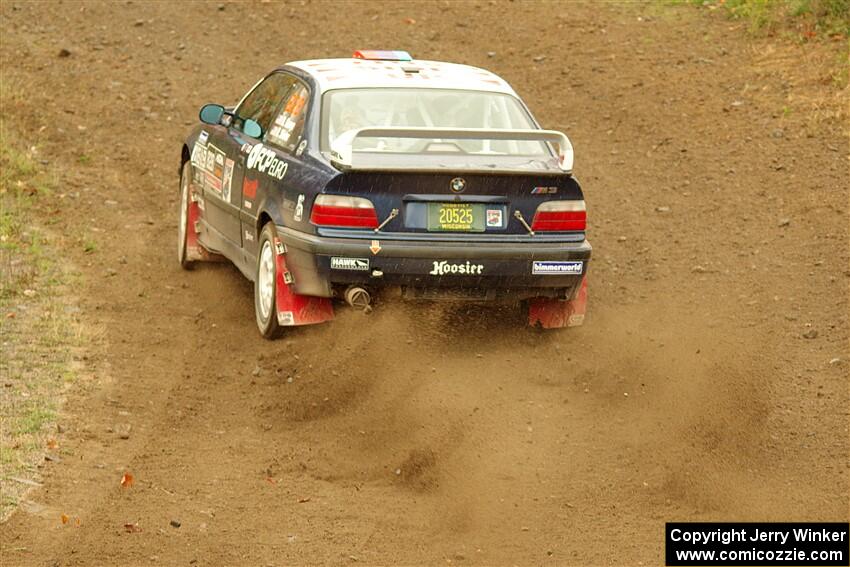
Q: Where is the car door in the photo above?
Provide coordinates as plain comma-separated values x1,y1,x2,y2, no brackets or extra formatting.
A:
239,76,313,260
206,73,297,256
195,121,242,251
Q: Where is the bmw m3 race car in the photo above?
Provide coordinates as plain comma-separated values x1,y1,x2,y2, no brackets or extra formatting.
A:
178,50,591,338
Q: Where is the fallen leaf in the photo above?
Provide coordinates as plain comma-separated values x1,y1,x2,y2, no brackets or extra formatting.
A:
46,438,59,450
61,513,69,524
75,517,82,527
120,472,134,488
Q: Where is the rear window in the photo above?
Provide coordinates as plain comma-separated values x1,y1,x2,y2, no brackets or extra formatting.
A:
320,88,548,157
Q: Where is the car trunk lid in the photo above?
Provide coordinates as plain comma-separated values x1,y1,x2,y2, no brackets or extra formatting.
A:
320,171,586,237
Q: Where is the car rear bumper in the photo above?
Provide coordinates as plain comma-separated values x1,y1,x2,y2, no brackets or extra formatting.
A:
277,226,592,299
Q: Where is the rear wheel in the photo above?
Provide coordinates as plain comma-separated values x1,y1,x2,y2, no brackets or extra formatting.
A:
177,160,194,270
254,223,281,339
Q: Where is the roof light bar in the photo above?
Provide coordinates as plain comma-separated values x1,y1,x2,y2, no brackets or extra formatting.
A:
352,50,413,61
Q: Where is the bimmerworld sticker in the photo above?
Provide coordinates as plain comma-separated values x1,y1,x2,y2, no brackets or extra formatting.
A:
331,257,370,271
532,261,583,275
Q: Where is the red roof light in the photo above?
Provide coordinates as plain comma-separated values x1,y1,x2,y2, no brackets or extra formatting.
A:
352,50,413,61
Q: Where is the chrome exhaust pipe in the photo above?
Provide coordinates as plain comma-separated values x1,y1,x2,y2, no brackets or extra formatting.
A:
344,286,372,313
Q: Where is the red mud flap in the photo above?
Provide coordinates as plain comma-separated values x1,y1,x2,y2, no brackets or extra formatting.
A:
528,277,587,329
274,238,334,327
185,188,224,262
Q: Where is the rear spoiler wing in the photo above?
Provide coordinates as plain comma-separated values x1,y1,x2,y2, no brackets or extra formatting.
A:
328,127,574,174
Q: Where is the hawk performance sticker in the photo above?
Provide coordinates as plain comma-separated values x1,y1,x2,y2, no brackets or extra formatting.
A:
532,261,583,275
330,257,369,271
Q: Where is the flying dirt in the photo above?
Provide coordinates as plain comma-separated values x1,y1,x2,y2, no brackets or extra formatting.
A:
0,1,847,565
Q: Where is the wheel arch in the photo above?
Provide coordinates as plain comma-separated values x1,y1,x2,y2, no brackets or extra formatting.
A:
256,210,274,238
180,145,191,178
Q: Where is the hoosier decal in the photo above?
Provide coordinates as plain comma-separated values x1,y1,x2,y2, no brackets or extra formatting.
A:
429,261,484,275
246,143,288,180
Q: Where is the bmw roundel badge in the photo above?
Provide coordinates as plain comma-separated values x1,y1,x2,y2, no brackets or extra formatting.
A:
450,177,466,193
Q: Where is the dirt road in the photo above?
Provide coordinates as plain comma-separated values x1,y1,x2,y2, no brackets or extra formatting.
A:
1,1,847,565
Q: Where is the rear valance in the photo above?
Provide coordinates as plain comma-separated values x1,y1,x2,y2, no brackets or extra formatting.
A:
327,127,574,175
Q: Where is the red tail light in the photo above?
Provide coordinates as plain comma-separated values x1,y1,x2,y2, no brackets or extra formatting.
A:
531,200,586,232
310,194,378,229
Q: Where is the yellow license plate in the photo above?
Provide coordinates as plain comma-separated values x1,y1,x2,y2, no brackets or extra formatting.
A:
427,203,485,232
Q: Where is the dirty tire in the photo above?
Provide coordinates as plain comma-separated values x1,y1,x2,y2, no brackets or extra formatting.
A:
177,160,194,270
254,222,281,340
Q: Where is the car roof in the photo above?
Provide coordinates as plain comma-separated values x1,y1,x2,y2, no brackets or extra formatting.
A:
284,58,518,96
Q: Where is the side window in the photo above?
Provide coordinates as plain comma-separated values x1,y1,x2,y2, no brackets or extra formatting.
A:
266,82,309,153
235,73,295,136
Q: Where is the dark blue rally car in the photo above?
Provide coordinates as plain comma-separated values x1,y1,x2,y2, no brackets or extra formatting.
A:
178,50,591,338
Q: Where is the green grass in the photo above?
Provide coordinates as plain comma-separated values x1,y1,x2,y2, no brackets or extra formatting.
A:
0,139,54,297
15,403,56,435
675,0,850,38
664,0,850,87
0,83,84,519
